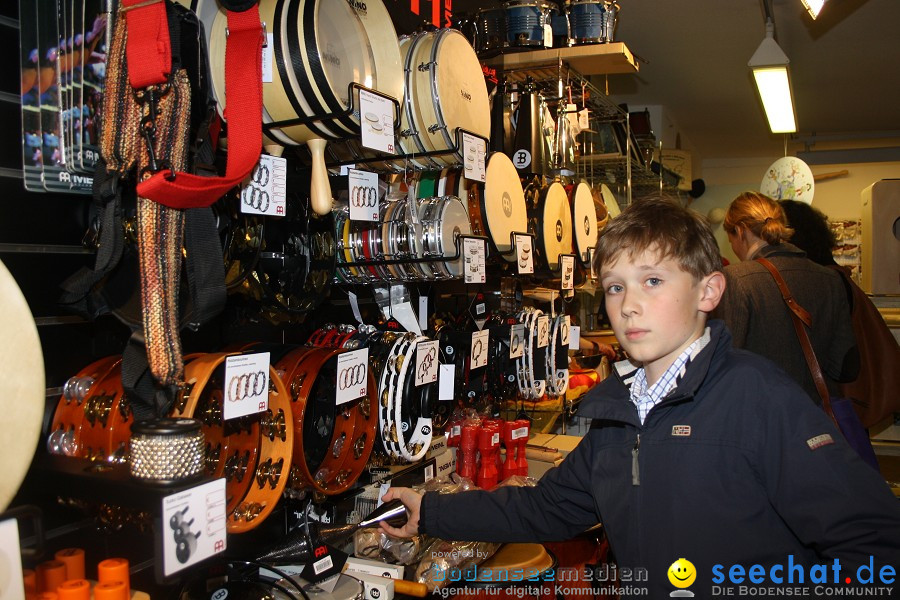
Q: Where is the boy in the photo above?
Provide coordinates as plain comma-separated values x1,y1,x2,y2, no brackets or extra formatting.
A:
382,197,900,598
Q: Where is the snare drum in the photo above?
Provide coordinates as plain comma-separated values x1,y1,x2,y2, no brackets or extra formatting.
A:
565,0,619,45
503,1,557,48
399,29,490,170
419,195,473,279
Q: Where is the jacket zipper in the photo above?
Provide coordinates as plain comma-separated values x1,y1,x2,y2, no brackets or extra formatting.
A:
631,433,641,485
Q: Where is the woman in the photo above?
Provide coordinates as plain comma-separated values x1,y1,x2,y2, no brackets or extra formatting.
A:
780,199,900,428
713,191,858,404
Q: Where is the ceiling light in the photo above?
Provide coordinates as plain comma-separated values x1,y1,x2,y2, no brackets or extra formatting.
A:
801,0,826,19
748,19,797,134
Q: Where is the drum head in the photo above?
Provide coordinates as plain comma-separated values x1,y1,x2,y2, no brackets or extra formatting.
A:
571,182,598,262
438,196,472,278
351,0,403,115
483,153,528,260
421,30,490,162
0,260,44,511
599,183,621,218
541,182,572,270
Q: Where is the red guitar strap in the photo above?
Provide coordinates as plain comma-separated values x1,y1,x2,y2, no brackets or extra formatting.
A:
122,0,263,209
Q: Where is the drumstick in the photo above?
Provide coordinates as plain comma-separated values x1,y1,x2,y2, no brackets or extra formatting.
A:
525,447,563,462
812,169,849,182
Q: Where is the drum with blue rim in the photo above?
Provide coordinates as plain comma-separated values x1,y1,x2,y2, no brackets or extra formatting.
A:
565,0,620,45
503,1,557,48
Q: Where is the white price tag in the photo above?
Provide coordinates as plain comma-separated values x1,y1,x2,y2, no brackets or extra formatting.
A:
313,555,334,575
537,315,550,348
470,330,489,370
578,108,590,131
162,478,227,576
262,33,274,83
419,295,428,333
415,340,439,387
475,302,486,316
511,426,528,440
339,164,356,176
544,23,553,47
569,325,581,350
561,316,571,346
336,349,369,405
359,89,395,154
424,464,435,482
515,234,534,275
347,291,364,325
0,520,25,598
223,353,270,420
509,324,525,359
587,247,597,279
438,364,455,400
561,255,575,290
464,238,486,284
240,155,287,217
462,132,486,182
348,169,380,221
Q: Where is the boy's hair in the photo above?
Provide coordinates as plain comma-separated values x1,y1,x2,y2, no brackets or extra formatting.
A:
593,195,722,281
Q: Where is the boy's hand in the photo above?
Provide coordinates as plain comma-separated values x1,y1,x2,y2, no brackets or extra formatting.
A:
378,487,422,538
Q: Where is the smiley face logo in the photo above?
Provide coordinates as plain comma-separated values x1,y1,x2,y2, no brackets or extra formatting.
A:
667,558,696,589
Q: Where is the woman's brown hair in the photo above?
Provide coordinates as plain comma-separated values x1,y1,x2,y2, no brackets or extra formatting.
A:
723,191,794,246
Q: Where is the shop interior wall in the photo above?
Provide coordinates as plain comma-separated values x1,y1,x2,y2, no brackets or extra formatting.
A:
689,157,900,264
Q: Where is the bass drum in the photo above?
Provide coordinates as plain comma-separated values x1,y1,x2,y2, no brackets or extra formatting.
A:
399,29,490,170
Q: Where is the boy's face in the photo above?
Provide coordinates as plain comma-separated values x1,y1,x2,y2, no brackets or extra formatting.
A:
600,246,724,385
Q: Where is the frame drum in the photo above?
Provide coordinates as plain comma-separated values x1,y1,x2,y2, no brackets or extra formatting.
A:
570,182,598,265
482,153,528,261
529,182,572,274
420,195,473,279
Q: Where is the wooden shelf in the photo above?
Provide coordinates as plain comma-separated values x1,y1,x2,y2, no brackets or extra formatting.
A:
481,42,639,76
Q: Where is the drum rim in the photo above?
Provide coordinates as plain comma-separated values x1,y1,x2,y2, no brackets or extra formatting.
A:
437,195,472,278
482,152,528,259
406,33,447,169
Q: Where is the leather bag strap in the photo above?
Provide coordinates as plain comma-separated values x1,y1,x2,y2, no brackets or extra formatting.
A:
756,257,836,423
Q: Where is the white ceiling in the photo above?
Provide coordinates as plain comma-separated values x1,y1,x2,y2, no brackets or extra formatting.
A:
458,0,900,161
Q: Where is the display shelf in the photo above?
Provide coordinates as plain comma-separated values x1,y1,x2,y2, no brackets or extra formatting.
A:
481,42,639,76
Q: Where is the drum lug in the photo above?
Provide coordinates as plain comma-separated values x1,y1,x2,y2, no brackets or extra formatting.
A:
428,124,448,134
418,61,436,72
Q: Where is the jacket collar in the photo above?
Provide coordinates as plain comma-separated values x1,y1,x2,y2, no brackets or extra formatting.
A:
751,242,807,260
577,320,732,425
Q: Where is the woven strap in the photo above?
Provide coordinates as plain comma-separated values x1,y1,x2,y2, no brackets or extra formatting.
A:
123,1,263,209
756,257,836,424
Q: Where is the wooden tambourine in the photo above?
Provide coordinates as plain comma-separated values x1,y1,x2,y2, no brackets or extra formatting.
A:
172,352,294,533
276,347,377,496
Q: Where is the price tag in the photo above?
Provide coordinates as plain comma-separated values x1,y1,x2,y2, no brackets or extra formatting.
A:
543,23,553,47
587,247,597,280
415,340,439,386
470,330,489,370
162,478,227,576
569,325,581,350
240,155,287,217
419,295,428,333
560,316,571,346
347,291,364,325
537,315,550,348
262,33,274,83
335,349,369,405
515,234,534,275
578,108,590,131
223,353,270,420
438,364,455,400
462,132,486,182
348,168,380,221
475,302,486,316
424,464,435,482
0,520,24,598
339,164,355,176
359,89,395,154
509,324,525,359
561,255,575,290
464,238,486,284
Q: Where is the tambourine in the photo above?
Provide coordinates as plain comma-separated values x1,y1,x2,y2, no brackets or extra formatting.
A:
276,347,376,496
48,356,120,458
546,315,570,399
172,352,294,533
77,361,134,464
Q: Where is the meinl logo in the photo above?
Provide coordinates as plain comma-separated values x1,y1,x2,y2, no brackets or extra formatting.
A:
460,89,472,102
346,0,367,13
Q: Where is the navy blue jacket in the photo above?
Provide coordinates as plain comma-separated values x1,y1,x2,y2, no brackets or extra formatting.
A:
420,321,900,598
